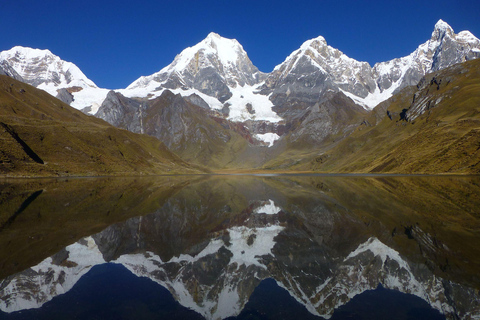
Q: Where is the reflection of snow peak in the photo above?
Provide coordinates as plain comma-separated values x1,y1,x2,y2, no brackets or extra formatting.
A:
0,237,105,313
117,225,285,319
254,200,281,215
310,237,456,319
345,237,409,269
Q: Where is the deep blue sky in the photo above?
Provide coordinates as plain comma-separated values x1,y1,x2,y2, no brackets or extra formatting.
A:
1,0,479,89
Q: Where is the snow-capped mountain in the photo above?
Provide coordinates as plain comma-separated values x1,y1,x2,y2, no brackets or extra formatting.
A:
126,32,263,96
259,35,377,111
262,19,480,111
0,46,109,112
1,20,478,117
121,32,281,124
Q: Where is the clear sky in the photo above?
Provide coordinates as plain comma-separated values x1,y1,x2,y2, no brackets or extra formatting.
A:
1,0,479,89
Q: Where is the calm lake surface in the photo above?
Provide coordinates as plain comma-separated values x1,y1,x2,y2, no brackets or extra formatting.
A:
0,174,479,319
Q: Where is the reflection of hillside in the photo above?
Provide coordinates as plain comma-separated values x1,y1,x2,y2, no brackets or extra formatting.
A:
0,175,479,319
0,176,197,279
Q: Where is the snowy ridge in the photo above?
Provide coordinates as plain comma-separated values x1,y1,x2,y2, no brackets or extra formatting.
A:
370,19,480,106
265,19,480,110
0,46,97,89
117,20,480,114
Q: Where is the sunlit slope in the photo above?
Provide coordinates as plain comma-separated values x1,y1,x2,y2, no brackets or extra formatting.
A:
279,59,480,174
0,76,201,176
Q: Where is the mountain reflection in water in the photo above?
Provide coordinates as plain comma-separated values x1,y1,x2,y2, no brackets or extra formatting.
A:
0,175,479,319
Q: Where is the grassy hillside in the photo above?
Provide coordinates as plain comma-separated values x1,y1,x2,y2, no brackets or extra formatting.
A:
0,76,201,177
275,59,480,174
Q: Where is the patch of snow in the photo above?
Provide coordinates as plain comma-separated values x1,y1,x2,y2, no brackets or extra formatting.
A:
340,83,398,110
254,200,281,214
71,87,110,112
254,133,280,147
225,85,283,123
212,283,242,320
345,237,407,268
228,225,284,269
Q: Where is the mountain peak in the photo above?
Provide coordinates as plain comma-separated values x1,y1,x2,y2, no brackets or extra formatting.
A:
157,32,246,76
431,19,454,40
0,46,56,72
205,32,223,40
434,19,452,32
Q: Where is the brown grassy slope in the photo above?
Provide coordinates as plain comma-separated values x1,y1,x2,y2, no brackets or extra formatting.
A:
289,59,480,174
0,76,201,176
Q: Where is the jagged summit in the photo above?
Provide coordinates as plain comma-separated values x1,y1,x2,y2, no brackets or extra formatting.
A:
125,32,263,102
266,34,375,102
434,19,452,30
157,32,246,75
372,19,480,103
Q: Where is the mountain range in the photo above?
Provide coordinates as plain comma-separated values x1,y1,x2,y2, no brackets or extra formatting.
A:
1,19,479,174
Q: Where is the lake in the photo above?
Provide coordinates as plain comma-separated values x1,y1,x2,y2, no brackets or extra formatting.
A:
0,174,479,319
